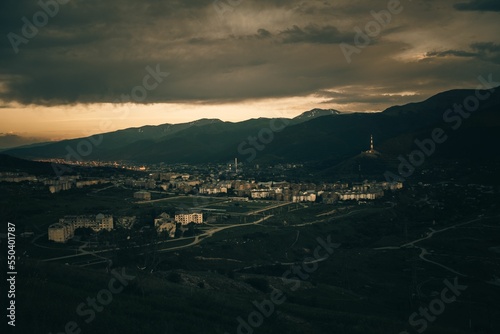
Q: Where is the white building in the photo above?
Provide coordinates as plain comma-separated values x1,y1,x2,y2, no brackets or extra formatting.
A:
337,190,384,201
251,190,270,199
174,212,203,225
199,182,230,195
292,191,317,203
48,222,74,243
199,187,222,195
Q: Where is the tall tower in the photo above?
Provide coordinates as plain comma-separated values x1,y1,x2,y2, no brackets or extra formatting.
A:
363,134,379,156
234,158,238,173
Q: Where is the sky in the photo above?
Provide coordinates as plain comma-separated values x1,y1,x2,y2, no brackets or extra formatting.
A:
0,0,500,144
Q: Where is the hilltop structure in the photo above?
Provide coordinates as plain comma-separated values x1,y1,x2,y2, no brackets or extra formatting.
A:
363,134,381,157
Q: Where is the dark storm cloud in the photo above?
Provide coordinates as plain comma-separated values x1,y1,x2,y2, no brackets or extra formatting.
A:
472,42,500,53
425,50,477,58
0,0,499,108
425,42,500,64
454,0,500,12
471,42,500,63
256,29,272,39
279,24,352,44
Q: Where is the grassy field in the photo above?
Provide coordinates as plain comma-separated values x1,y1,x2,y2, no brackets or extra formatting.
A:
142,196,292,218
143,195,225,207
202,200,282,215
3,181,500,333
11,205,499,334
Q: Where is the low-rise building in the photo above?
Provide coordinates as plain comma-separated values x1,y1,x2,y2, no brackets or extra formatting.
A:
134,190,151,201
48,222,74,243
336,181,402,202
76,180,107,188
292,191,317,203
337,190,384,201
154,213,177,237
48,181,73,193
154,212,172,227
251,189,270,199
0,173,37,183
61,214,113,231
174,212,203,225
48,214,113,243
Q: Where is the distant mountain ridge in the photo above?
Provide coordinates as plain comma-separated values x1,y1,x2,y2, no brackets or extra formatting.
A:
0,134,49,150
4,88,500,166
292,108,342,123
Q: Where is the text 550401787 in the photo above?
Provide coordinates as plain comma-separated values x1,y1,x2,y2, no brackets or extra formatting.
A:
7,222,16,327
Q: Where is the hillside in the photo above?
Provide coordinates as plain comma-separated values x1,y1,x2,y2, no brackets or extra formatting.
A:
4,88,500,166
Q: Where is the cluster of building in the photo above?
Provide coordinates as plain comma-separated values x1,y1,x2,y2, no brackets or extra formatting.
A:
152,173,200,193
0,172,111,193
154,212,204,238
336,181,403,201
0,172,37,183
243,181,347,202
132,177,402,203
292,191,317,203
244,180,402,203
37,158,148,171
124,178,156,189
45,177,110,193
199,182,232,195
48,213,113,243
47,211,204,243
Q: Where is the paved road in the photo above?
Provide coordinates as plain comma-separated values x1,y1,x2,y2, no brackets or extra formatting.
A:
157,215,273,252
294,207,371,227
374,217,484,276
42,215,273,262
246,201,292,216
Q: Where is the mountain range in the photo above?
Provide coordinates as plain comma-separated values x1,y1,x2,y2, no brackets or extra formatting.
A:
4,87,500,168
0,134,50,150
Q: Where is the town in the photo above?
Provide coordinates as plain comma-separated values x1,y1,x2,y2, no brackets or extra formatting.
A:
2,161,403,245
